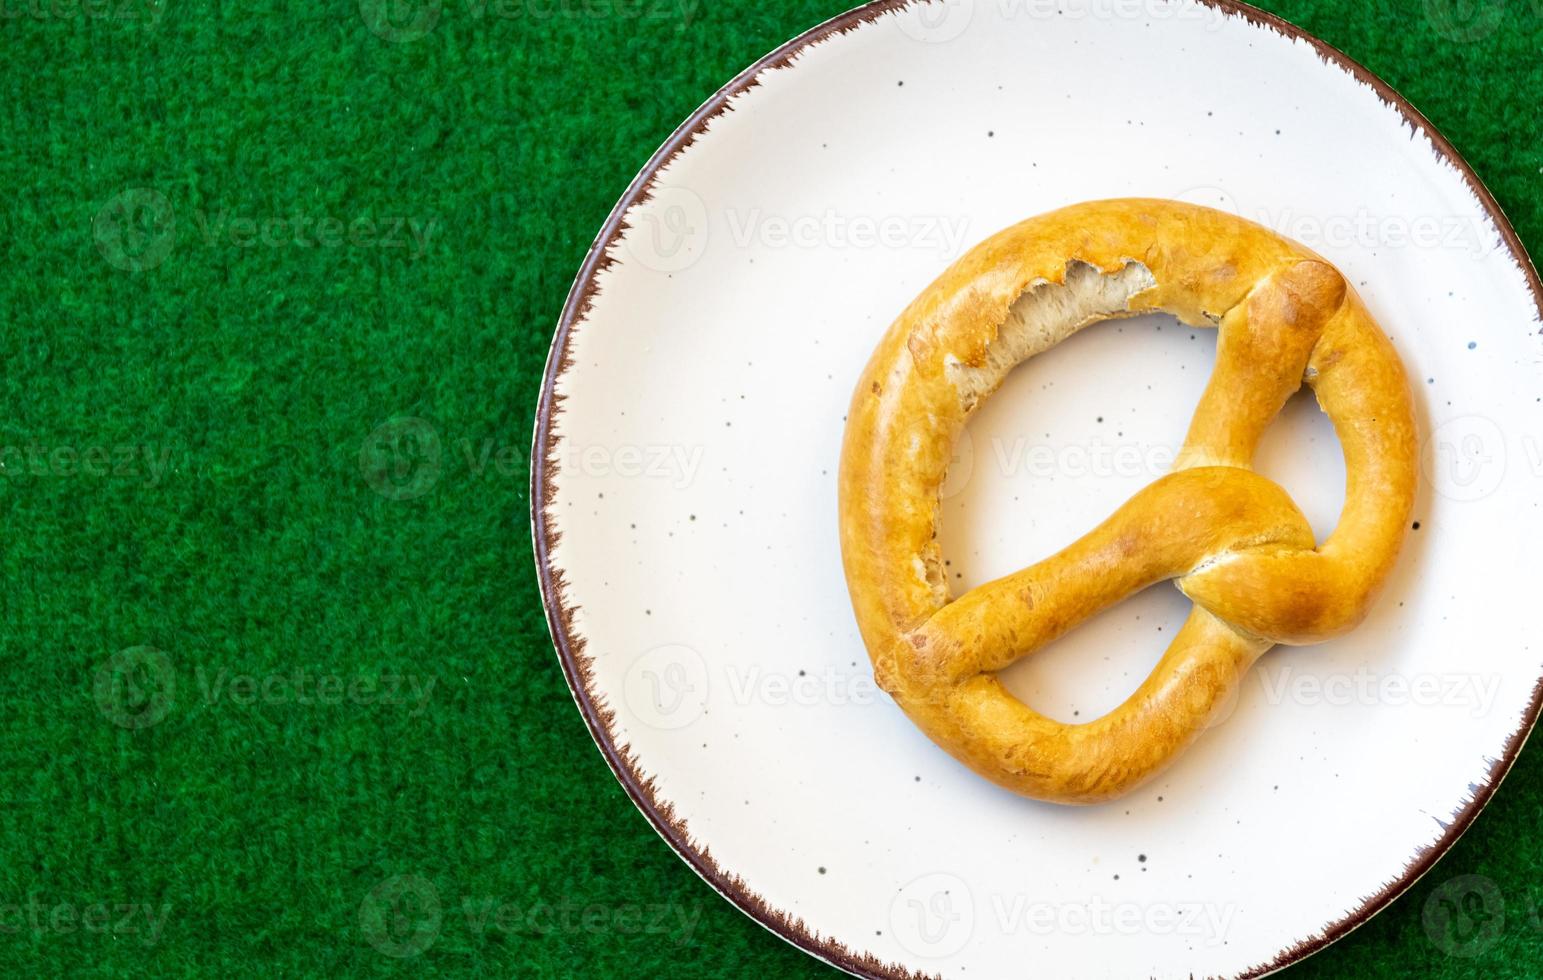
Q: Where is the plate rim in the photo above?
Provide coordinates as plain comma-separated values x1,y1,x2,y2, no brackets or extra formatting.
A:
528,1,1543,976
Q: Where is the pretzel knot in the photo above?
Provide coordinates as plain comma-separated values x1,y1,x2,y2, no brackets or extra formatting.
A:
838,199,1417,804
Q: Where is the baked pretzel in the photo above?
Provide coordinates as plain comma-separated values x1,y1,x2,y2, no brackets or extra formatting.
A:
838,198,1417,804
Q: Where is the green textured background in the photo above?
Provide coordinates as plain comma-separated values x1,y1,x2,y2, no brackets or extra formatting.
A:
0,0,1538,975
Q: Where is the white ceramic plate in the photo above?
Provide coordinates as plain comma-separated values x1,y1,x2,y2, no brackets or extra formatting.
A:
532,2,1543,976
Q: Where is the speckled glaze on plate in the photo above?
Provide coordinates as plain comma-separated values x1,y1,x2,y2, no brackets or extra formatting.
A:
531,2,1543,977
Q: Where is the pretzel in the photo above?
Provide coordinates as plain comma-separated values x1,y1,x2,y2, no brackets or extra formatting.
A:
838,198,1417,805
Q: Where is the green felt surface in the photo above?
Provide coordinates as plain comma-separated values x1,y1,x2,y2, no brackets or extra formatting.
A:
0,0,1539,976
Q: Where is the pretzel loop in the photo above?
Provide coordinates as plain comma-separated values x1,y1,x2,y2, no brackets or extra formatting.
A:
838,199,1417,804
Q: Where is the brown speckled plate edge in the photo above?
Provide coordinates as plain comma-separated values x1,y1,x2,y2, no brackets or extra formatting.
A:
528,2,1543,976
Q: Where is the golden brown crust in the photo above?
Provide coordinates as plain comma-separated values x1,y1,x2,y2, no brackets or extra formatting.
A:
837,198,1417,805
